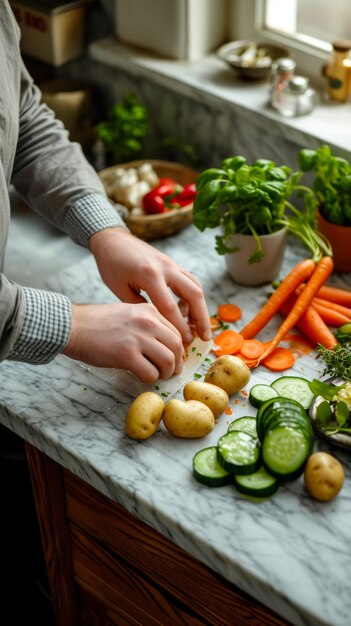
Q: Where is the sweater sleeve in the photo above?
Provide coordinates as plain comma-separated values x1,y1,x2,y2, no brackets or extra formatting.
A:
10,59,126,240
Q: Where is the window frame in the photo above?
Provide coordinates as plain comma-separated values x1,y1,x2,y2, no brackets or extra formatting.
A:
229,0,332,86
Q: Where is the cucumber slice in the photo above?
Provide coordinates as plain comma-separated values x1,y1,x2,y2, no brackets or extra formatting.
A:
249,384,280,408
271,376,314,410
193,447,232,487
257,397,308,442
228,416,257,437
262,425,311,481
234,466,279,498
217,431,261,475
261,407,313,442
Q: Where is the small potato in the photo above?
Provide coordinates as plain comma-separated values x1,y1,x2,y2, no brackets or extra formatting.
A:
163,399,214,438
204,355,251,396
183,381,229,418
125,392,165,440
304,452,344,502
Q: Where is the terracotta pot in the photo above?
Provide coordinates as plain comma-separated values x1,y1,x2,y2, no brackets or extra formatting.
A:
224,227,287,286
317,208,351,273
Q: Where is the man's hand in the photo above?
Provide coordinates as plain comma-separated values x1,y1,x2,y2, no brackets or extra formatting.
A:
88,227,212,346
62,301,185,383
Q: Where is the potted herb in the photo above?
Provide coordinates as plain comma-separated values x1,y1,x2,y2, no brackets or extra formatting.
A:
298,144,351,273
95,92,149,165
192,155,330,285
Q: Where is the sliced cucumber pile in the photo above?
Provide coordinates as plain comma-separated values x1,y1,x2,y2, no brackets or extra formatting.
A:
193,375,315,497
258,398,313,480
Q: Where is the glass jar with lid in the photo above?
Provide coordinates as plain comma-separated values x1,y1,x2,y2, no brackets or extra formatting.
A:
323,40,351,102
276,76,318,117
270,57,296,109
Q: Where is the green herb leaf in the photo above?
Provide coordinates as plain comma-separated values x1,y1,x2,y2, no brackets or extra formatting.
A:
308,378,344,400
335,400,349,426
316,400,333,425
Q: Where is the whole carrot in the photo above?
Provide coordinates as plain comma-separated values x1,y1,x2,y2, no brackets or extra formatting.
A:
258,256,334,363
311,302,350,327
312,297,351,319
240,258,316,340
279,295,338,349
317,284,351,307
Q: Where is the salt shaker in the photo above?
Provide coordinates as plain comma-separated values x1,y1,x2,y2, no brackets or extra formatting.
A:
270,57,296,109
276,76,318,117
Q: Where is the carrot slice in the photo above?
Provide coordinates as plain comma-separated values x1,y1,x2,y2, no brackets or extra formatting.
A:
209,316,222,332
239,339,265,360
236,354,260,369
212,329,244,356
217,303,242,323
261,347,296,371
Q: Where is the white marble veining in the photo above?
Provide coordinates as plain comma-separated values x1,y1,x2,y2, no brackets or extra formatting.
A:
2,206,351,626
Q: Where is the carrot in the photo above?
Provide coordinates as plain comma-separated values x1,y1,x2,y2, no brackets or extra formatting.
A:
239,339,265,360
317,284,351,307
261,347,296,371
209,316,222,332
279,296,338,350
236,354,259,369
212,329,244,356
312,297,351,319
217,303,242,323
310,302,350,327
240,259,316,340
258,256,334,364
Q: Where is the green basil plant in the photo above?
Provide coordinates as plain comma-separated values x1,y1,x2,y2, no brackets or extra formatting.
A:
193,155,331,264
298,144,351,227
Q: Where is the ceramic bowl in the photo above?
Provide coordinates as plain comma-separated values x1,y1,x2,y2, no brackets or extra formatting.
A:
217,40,290,80
99,159,198,241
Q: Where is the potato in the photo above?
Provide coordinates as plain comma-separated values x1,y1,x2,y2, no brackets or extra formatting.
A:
163,399,214,438
125,391,165,440
204,355,251,396
304,452,344,502
183,381,229,418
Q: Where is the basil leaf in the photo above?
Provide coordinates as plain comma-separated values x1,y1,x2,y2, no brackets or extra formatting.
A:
316,400,333,426
335,400,349,427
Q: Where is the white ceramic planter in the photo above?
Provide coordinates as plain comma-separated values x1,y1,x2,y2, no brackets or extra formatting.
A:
224,228,287,286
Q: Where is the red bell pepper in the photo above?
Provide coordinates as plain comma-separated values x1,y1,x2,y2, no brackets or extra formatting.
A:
169,183,198,207
142,189,168,214
142,179,183,214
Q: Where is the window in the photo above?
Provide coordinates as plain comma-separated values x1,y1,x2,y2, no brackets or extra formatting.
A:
262,0,350,49
230,0,349,85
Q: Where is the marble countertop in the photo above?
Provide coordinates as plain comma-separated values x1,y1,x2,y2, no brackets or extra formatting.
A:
2,203,351,626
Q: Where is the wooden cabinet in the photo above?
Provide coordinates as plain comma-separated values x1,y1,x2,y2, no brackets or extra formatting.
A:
26,444,290,626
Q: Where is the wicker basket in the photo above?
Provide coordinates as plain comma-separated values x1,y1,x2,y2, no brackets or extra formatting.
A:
99,159,198,240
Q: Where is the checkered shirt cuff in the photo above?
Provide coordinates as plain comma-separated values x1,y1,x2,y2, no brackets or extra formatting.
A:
7,287,72,364
64,193,128,247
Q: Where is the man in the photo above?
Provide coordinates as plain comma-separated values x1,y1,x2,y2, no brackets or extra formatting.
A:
0,1,211,384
